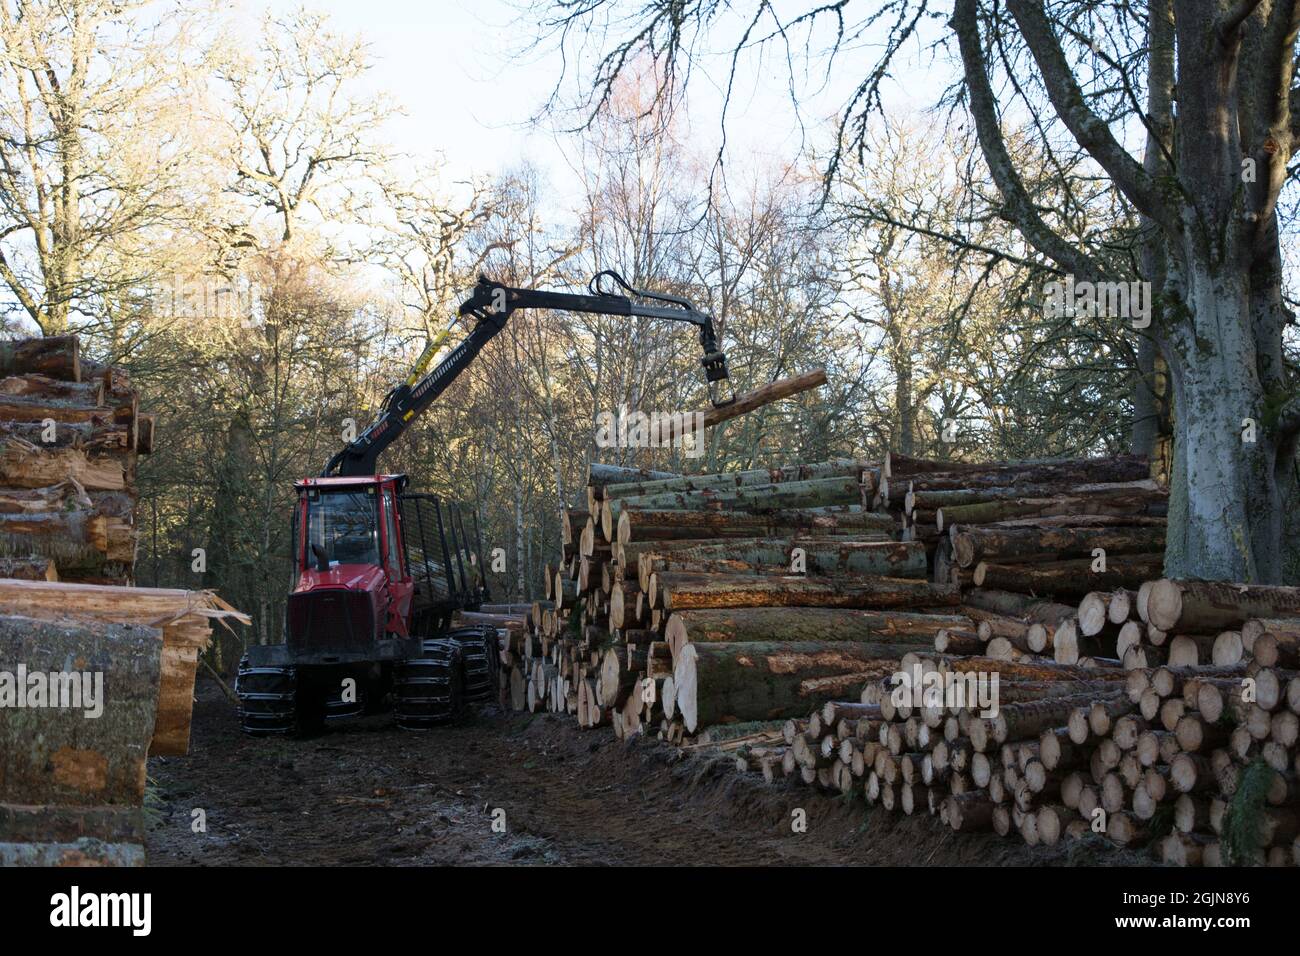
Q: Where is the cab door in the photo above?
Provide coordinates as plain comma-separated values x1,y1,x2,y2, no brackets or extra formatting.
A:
381,485,414,635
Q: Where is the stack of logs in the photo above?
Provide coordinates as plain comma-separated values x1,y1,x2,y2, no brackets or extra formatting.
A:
766,578,1299,866
0,581,249,865
501,457,974,736
0,335,153,585
503,449,1299,866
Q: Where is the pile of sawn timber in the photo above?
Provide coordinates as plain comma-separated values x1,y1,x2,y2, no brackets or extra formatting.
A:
0,335,154,585
0,581,249,865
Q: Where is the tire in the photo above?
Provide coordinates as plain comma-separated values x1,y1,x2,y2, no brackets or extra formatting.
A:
235,657,323,737
448,626,497,703
394,639,465,728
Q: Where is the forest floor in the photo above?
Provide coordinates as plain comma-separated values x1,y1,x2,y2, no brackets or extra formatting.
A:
145,679,1152,866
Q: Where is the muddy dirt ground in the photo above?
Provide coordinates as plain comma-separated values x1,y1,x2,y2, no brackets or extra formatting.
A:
145,679,1151,866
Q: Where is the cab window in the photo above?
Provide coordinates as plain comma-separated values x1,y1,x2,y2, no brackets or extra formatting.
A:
384,490,402,575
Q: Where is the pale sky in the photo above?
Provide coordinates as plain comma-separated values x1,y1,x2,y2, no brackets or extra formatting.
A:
257,0,950,209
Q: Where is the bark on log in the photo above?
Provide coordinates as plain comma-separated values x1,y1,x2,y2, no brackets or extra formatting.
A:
0,614,161,808
911,479,1161,515
617,508,896,545
886,452,1148,482
1147,579,1300,633
664,607,967,658
0,580,248,755
0,336,80,381
672,640,914,732
936,492,1167,530
600,459,869,501
635,538,921,589
0,441,127,492
587,463,679,497
950,525,1166,568
971,556,1164,600
604,476,870,539
0,556,58,580
655,571,959,612
654,369,827,444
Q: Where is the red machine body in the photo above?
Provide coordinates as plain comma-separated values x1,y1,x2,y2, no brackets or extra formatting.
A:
289,475,415,645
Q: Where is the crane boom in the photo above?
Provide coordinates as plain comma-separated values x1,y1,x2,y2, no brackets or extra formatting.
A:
323,271,732,477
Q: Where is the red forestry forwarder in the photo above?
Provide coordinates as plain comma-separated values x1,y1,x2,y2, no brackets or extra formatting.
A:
236,271,733,735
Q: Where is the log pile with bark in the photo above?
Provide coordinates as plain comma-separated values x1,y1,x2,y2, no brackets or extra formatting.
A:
502,454,980,742
0,335,154,585
0,583,248,866
507,440,1300,865
740,576,1300,867
887,451,1167,603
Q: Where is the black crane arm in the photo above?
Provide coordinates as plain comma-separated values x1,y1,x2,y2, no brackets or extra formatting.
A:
323,271,733,477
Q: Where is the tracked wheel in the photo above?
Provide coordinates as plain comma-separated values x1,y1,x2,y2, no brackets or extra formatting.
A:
235,656,323,737
448,625,498,704
394,639,465,728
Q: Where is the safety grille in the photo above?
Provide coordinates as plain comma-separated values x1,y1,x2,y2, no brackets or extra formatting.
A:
286,588,378,652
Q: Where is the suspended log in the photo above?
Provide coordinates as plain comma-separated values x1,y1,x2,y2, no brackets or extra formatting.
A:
653,369,827,445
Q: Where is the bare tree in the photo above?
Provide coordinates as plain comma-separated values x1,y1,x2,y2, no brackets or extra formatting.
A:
0,0,209,334
529,0,1300,583
212,6,391,252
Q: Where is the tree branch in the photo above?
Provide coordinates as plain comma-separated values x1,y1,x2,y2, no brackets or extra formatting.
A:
1218,0,1267,39
950,0,1101,281
1005,0,1177,236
